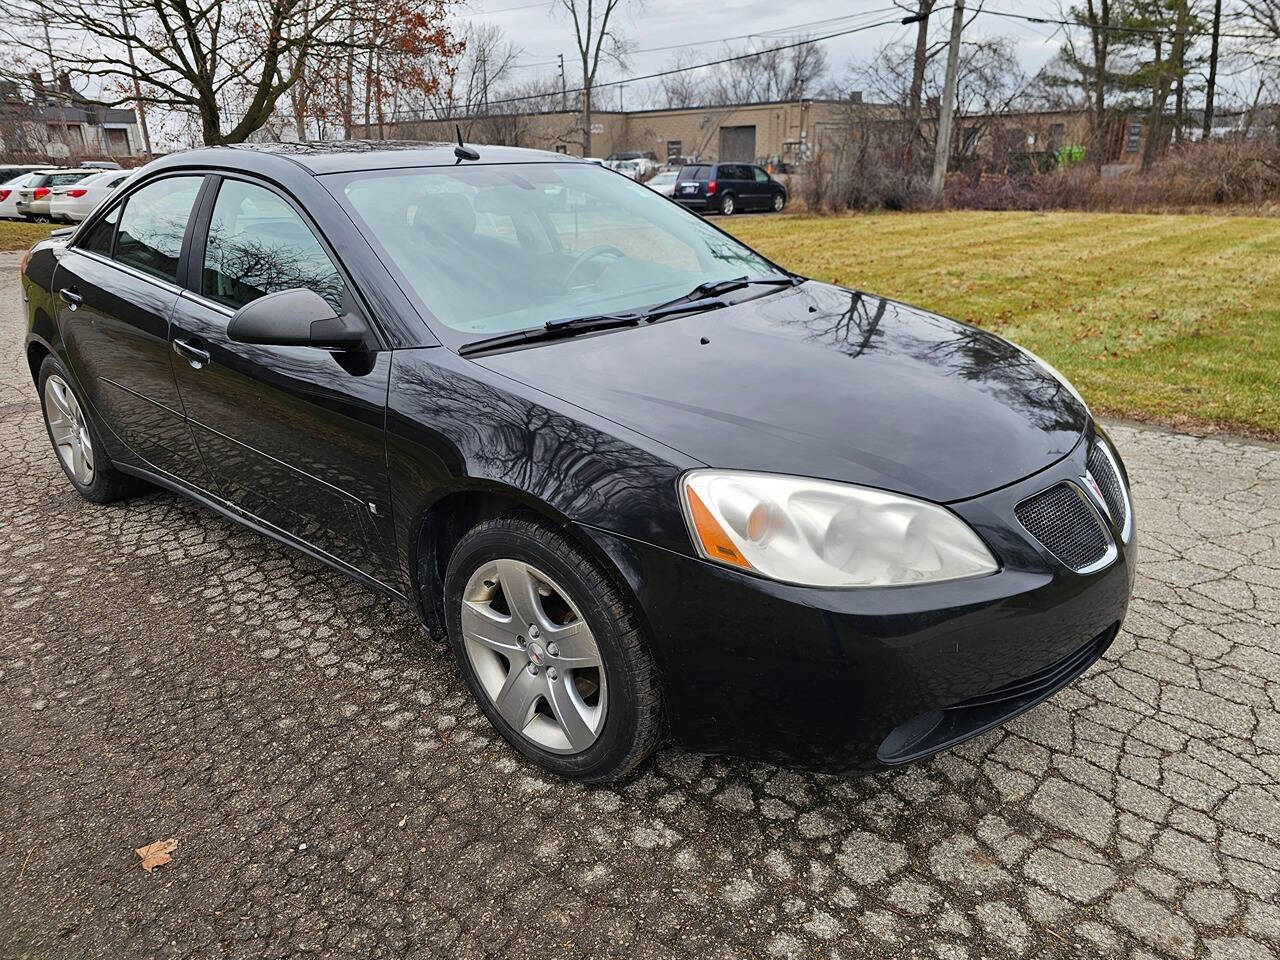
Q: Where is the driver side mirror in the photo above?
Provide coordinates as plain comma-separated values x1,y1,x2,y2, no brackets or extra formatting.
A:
227,288,367,351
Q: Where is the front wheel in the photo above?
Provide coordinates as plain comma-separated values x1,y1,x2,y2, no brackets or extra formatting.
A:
38,355,146,503
444,516,663,783
719,192,735,215
773,193,786,212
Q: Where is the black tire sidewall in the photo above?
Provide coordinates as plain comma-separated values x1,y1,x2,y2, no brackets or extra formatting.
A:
444,519,651,781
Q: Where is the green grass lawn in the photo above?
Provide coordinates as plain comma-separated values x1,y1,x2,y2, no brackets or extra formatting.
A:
0,220,55,252
727,211,1280,440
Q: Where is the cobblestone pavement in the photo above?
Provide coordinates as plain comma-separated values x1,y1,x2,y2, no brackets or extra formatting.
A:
2,252,1278,960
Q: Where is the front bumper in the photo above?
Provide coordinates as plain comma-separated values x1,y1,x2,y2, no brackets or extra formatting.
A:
578,430,1136,773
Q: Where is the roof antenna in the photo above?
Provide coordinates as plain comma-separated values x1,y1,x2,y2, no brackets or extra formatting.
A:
454,124,479,162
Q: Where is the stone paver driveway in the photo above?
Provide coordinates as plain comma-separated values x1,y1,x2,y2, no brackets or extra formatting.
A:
2,252,1278,959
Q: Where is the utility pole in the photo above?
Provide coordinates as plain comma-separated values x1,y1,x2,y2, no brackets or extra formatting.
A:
558,54,566,112
479,53,489,115
618,83,625,112
40,14,71,149
117,0,152,155
929,0,963,202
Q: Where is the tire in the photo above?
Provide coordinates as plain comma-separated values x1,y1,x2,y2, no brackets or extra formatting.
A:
719,193,735,215
444,515,663,783
773,193,786,212
37,355,146,503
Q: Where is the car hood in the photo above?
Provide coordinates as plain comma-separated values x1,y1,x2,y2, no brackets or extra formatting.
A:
472,282,1089,503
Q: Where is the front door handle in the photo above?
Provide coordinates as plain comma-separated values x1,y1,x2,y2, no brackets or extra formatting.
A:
173,337,211,369
59,287,82,309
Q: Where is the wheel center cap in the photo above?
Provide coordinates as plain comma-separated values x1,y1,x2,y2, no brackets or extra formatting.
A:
527,642,547,666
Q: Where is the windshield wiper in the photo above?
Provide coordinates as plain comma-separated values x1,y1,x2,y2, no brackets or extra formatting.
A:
459,312,642,356
650,274,802,312
459,274,804,357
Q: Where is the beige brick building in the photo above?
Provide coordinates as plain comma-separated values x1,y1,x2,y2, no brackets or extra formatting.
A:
361,99,1150,171
366,99,860,168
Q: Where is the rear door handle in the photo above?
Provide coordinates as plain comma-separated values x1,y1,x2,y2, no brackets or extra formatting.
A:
59,287,82,309
173,337,211,368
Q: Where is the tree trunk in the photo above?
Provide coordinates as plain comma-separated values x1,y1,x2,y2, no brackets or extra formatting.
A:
581,54,592,156
1088,0,1109,173
904,0,934,168
1201,0,1222,140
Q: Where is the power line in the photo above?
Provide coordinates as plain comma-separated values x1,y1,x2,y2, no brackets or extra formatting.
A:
395,11,933,117
976,6,1278,43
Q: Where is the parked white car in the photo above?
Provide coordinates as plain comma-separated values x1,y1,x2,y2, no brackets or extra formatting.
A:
49,169,134,222
613,160,641,180
0,172,44,220
645,170,679,197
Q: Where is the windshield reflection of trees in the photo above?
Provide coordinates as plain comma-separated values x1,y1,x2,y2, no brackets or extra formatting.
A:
788,286,1081,432
393,359,685,544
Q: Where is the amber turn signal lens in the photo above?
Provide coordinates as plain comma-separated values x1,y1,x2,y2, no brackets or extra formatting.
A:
686,487,751,569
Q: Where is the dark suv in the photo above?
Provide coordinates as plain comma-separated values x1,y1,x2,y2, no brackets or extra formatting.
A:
673,162,787,215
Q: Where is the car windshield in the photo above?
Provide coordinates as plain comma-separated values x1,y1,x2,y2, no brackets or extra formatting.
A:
337,162,777,336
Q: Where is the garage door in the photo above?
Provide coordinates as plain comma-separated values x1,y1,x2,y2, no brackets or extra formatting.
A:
719,125,757,162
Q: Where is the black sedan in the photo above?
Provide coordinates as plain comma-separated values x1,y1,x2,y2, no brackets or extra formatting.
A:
21,142,1135,783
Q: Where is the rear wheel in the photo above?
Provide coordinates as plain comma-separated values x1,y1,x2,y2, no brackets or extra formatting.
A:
719,192,736,215
38,356,146,503
444,516,663,783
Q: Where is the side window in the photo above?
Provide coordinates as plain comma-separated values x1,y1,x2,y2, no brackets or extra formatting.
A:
80,202,122,256
202,179,345,312
753,167,769,183
115,176,203,282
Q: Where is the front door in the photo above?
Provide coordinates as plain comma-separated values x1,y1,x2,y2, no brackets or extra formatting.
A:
55,174,212,485
167,175,399,586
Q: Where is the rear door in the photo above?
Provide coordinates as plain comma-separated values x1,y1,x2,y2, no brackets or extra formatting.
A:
55,174,213,484
167,175,399,585
750,166,773,210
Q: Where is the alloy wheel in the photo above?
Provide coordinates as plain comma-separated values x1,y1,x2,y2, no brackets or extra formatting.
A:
721,195,734,215
44,375,95,485
460,559,607,754
773,194,785,212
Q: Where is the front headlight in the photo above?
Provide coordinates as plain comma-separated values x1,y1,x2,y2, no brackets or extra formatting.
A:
680,471,999,588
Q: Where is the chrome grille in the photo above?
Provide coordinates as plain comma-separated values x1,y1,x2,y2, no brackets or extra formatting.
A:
1087,442,1128,534
1015,482,1111,572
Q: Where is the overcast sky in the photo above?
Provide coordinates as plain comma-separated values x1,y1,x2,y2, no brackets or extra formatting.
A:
464,0,1069,109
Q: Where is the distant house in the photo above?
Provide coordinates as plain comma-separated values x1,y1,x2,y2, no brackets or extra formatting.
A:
0,74,146,164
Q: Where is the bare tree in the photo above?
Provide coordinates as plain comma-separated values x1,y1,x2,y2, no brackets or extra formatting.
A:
556,0,634,156
1,0,459,145
424,21,522,121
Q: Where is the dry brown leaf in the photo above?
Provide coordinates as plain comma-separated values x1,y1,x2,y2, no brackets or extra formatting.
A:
135,838,178,873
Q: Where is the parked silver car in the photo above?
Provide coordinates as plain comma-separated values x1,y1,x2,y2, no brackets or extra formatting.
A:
15,169,94,222
49,169,134,222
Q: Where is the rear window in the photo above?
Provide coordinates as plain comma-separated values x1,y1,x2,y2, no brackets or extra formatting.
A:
49,173,90,186
683,165,711,181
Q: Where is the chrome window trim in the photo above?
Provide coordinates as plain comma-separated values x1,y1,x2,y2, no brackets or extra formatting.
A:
71,247,185,297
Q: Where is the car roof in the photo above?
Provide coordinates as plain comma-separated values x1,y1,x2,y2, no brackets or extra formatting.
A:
147,141,600,177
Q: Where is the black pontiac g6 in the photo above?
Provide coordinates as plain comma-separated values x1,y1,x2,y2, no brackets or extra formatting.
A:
21,142,1136,783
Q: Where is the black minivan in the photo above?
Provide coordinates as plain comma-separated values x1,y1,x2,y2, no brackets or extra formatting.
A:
673,162,787,215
